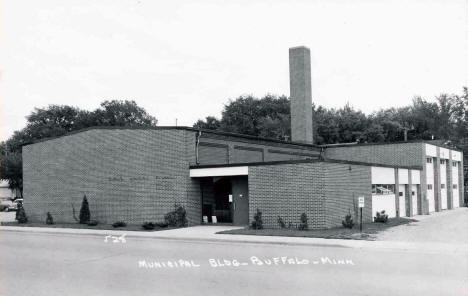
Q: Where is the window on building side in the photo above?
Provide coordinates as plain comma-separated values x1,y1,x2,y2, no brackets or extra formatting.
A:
399,192,403,196
441,184,445,189
453,184,458,189
427,184,433,190
440,159,446,164
453,162,457,167
426,158,432,163
372,184,395,195
412,191,415,196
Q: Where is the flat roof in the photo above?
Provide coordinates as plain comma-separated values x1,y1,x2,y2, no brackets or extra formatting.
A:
189,158,423,171
21,125,322,149
321,140,462,152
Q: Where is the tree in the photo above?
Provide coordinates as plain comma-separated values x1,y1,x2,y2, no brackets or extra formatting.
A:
79,195,91,224
0,100,158,196
193,116,221,130
91,100,157,127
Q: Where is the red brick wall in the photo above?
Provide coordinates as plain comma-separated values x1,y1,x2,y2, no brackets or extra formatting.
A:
323,163,372,227
197,134,320,165
325,143,424,167
248,162,326,229
248,161,373,229
22,129,202,225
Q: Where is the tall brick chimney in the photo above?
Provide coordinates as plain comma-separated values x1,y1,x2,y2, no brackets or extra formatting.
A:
289,46,313,144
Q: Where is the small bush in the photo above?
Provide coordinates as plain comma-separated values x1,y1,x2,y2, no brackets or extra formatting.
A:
87,220,99,226
16,204,28,224
251,209,263,230
164,204,188,227
156,222,169,228
374,210,388,223
142,222,156,230
342,213,354,229
298,213,308,230
79,195,91,224
277,216,286,229
46,212,54,225
112,221,127,228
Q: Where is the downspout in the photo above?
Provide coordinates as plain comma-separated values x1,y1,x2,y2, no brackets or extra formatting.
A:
195,130,202,165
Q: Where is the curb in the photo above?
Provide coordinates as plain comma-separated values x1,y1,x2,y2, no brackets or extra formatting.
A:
1,225,467,254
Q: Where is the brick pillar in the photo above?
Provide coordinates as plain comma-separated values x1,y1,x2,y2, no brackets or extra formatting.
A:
459,157,465,206
434,148,441,212
289,46,313,144
417,184,422,215
406,172,413,217
447,151,453,209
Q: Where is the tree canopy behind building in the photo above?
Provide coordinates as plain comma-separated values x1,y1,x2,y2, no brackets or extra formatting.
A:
0,100,157,197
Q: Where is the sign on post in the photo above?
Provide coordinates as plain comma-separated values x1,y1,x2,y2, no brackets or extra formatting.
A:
358,196,365,208
358,196,365,232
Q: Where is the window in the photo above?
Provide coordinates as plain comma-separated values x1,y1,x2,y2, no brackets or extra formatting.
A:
426,158,432,163
372,184,395,195
399,192,404,196
453,162,457,167
453,184,458,189
412,191,415,196
441,184,445,189
440,159,446,164
427,184,433,190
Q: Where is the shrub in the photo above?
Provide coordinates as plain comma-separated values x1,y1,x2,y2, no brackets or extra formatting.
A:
374,210,388,223
142,222,156,230
46,212,54,225
164,204,188,227
79,195,91,224
342,213,354,229
277,216,286,229
87,220,99,226
298,213,308,230
156,222,169,228
16,204,28,224
251,209,263,230
112,221,127,228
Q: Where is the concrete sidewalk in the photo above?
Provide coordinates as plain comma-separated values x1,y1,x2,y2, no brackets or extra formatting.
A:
1,224,467,255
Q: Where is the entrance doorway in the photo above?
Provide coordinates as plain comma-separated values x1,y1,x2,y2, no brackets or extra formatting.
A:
199,176,249,225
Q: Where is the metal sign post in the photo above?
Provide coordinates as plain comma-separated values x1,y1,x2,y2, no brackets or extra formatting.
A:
358,197,365,232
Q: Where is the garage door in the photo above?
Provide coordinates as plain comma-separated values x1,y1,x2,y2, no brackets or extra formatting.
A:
398,185,407,217
427,184,435,212
441,184,448,210
372,194,396,219
411,185,418,216
453,184,460,208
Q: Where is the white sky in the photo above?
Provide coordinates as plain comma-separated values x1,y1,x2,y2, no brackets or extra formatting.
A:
1,0,467,141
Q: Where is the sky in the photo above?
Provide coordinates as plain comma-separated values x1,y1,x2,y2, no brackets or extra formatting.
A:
1,0,467,141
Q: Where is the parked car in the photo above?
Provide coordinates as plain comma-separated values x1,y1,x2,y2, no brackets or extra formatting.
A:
0,199,14,211
0,198,22,211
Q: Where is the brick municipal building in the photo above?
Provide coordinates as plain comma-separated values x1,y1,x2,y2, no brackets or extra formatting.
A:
22,47,465,228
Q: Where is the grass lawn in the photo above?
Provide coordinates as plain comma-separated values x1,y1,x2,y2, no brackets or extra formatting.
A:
0,221,174,232
217,217,418,240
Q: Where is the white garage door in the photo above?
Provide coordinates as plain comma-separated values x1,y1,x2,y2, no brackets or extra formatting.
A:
453,184,460,208
441,184,448,210
372,194,396,219
411,185,418,216
398,185,407,217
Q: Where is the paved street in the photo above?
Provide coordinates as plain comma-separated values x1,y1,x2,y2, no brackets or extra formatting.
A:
1,229,467,296
378,207,468,243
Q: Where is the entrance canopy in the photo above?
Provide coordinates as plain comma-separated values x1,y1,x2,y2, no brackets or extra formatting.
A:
189,166,248,177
